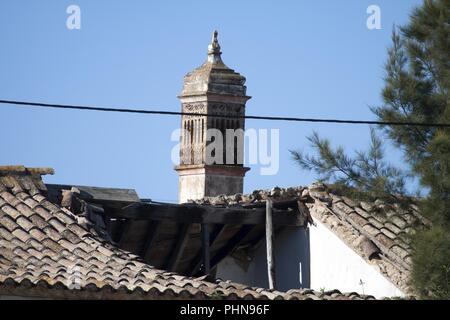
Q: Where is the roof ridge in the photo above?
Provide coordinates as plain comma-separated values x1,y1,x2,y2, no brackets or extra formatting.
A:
0,165,54,176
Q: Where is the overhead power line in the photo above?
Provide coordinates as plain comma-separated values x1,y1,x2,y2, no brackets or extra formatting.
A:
1,99,449,128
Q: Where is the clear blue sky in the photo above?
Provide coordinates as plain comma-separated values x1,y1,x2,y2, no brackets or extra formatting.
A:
0,0,422,202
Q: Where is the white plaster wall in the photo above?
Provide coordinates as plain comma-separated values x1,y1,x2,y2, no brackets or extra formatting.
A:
216,227,310,291
179,174,243,203
216,255,259,286
216,223,405,298
309,220,404,298
179,174,205,203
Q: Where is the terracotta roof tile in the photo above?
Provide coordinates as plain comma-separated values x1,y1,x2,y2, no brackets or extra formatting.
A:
47,217,66,233
368,217,384,230
380,227,396,239
42,226,62,241
363,224,381,237
33,206,53,221
0,215,17,232
348,212,369,227
1,191,21,207
0,227,14,241
16,216,34,232
29,228,47,241
15,202,35,217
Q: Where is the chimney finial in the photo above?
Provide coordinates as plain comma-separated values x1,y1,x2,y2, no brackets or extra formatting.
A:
207,30,222,63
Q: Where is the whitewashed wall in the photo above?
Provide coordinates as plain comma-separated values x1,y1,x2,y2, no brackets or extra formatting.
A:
309,220,404,298
216,222,405,298
216,227,310,291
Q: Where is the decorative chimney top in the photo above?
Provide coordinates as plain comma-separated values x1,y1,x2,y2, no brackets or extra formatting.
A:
207,30,222,63
179,30,249,98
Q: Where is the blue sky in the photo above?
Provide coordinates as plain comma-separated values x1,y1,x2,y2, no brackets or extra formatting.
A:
0,0,422,202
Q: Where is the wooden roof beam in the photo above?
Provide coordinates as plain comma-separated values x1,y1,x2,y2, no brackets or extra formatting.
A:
166,223,191,272
208,225,255,275
188,224,226,276
141,221,161,262
115,202,304,226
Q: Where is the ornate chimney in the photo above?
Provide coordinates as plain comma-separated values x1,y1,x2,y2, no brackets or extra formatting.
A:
175,31,250,203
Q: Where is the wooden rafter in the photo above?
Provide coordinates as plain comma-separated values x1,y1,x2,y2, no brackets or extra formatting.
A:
188,224,226,276
201,223,210,275
166,223,191,272
118,219,133,247
140,221,161,261
207,225,255,275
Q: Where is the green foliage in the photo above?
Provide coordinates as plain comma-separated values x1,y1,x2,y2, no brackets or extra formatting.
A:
373,0,450,223
375,0,450,299
411,226,450,299
319,287,326,296
210,290,226,300
373,0,450,299
292,0,450,299
290,128,408,204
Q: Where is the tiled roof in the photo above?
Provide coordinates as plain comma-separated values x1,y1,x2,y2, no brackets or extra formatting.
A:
197,184,428,296
0,166,374,300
